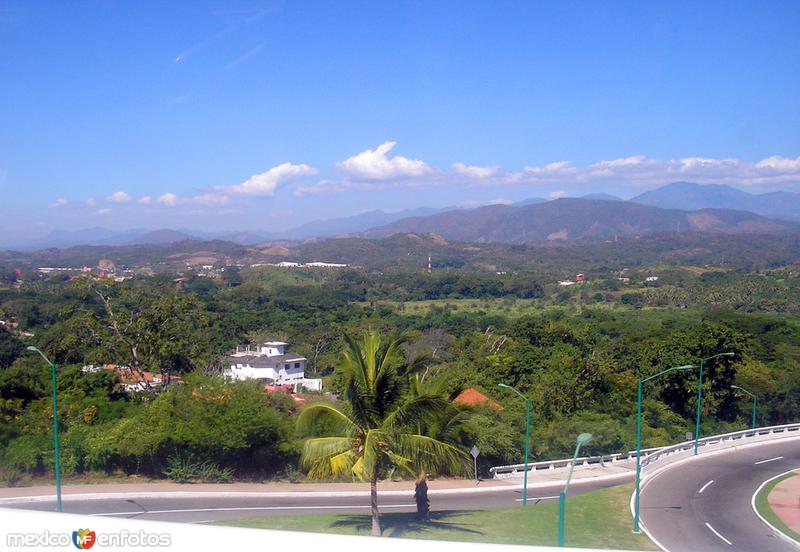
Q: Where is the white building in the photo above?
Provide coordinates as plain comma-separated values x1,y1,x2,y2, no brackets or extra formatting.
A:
225,341,322,391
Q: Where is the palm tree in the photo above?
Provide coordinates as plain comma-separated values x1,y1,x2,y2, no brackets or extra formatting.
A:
406,371,471,521
297,330,469,536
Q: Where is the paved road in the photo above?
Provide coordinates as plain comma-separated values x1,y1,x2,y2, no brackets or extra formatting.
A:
0,477,626,523
639,439,800,552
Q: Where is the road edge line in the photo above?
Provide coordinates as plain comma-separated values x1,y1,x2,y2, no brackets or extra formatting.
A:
628,486,670,552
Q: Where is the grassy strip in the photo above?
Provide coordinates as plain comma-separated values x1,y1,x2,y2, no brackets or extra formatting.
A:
756,472,800,542
212,483,657,550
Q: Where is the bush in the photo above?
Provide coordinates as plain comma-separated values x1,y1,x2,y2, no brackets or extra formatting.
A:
82,376,298,478
163,453,234,483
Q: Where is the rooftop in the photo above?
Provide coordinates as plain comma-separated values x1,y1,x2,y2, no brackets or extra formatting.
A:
454,387,504,411
228,353,306,365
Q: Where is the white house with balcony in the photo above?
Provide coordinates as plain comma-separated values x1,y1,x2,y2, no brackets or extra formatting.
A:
225,341,322,391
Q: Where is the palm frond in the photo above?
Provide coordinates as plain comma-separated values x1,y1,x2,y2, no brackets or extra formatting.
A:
296,403,358,436
304,445,358,479
300,436,354,466
384,450,415,477
383,395,453,430
391,433,471,476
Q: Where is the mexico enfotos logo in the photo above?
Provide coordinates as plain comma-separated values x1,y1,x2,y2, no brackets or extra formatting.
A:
6,528,171,548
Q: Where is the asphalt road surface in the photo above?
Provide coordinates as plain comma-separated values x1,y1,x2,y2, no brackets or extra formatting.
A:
0,477,626,524
639,439,800,552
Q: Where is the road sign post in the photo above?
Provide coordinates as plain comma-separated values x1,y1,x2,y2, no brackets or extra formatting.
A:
470,445,480,483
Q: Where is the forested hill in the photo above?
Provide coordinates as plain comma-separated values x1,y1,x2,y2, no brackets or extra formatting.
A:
362,198,798,243
288,232,800,272
2,231,800,275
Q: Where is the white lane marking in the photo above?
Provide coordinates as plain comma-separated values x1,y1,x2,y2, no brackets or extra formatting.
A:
698,480,714,494
90,504,412,517
515,496,559,501
705,522,732,546
754,456,783,465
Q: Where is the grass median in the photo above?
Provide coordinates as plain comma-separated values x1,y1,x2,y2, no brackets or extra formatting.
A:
212,483,657,550
755,472,800,542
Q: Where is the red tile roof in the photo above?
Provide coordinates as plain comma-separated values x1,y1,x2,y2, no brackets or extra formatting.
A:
454,387,504,410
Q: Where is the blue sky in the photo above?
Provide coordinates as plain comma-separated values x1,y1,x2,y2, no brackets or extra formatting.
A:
1,0,799,241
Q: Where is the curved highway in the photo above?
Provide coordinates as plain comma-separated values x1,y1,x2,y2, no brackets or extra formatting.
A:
639,439,800,551
0,476,627,523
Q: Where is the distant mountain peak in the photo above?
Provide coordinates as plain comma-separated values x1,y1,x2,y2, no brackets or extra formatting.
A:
631,182,800,222
127,229,195,245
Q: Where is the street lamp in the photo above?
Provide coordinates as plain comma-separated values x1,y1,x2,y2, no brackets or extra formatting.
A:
498,383,532,506
26,346,62,513
634,364,694,533
694,352,735,455
731,385,757,429
558,432,592,547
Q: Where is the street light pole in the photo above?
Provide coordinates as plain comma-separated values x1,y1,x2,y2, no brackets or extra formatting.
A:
498,383,531,507
26,346,62,513
731,385,757,429
634,364,694,533
694,352,734,455
558,433,592,547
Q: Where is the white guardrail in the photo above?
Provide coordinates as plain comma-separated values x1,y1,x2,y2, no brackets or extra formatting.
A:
489,423,800,479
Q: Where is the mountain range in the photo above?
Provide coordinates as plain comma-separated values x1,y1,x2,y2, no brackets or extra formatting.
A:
630,182,800,222
5,182,799,250
362,198,797,243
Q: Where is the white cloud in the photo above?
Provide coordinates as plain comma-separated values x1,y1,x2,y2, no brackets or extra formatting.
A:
591,156,647,169
50,198,68,208
524,161,576,175
108,191,132,203
156,193,179,206
96,208,111,215
227,162,317,196
755,155,800,171
336,142,433,180
106,151,800,204
85,197,96,207
452,162,501,179
193,193,229,205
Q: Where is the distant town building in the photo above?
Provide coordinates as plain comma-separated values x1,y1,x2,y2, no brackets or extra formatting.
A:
97,259,116,272
225,341,322,391
645,276,659,282
559,280,576,286
269,261,348,268
576,273,586,284
81,364,184,393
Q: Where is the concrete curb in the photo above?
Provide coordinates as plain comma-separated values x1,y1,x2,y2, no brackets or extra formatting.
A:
0,471,634,505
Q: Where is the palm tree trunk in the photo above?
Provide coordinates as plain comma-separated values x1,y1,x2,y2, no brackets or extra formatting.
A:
370,471,381,536
414,471,430,521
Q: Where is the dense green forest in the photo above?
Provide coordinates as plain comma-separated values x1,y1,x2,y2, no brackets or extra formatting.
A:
0,241,799,485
